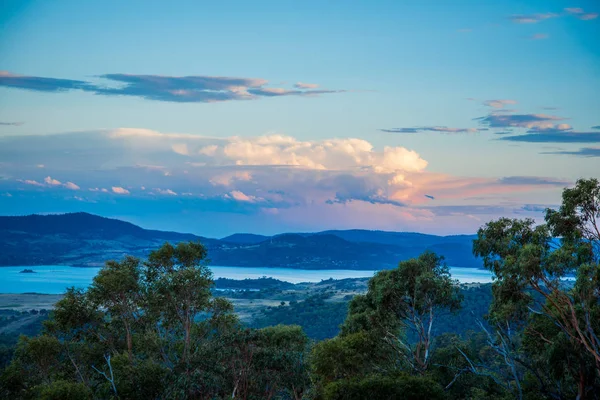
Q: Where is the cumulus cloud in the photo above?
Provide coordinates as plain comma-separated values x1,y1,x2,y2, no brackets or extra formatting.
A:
17,176,81,190
226,190,261,202
155,188,177,196
0,71,345,103
112,186,130,195
63,182,80,190
20,179,44,187
0,128,577,232
44,176,62,186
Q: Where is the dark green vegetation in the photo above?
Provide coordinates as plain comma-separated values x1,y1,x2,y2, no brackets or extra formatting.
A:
0,212,481,269
0,178,598,399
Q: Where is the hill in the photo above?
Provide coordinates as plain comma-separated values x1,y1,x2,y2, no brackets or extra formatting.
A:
0,213,482,269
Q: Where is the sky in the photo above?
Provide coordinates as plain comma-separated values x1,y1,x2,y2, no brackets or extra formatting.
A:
0,0,599,237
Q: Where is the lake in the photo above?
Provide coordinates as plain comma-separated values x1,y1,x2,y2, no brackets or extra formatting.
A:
0,265,493,294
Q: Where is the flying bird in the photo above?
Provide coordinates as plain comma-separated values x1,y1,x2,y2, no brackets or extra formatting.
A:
425,194,435,200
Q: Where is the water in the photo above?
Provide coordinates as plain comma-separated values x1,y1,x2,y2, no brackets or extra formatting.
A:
0,265,493,294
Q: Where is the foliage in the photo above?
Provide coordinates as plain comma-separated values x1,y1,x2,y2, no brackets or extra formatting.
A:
252,293,348,340
0,241,311,399
473,178,600,399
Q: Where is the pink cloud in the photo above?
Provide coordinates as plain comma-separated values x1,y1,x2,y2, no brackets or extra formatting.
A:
44,176,62,186
112,186,130,195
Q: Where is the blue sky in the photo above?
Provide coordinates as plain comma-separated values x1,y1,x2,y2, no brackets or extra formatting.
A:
0,0,598,237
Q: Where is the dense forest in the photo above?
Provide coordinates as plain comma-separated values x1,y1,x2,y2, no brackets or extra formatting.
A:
0,178,598,399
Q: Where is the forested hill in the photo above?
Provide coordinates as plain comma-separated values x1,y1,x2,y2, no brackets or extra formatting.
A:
0,212,482,269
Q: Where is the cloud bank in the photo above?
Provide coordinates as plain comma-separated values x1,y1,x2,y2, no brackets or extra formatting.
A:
0,129,571,234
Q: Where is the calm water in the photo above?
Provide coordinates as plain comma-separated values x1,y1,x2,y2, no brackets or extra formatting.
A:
0,265,493,294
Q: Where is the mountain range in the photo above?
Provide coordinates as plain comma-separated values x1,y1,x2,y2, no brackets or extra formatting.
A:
0,212,482,269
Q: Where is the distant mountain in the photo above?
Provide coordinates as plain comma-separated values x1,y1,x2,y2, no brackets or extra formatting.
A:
0,212,482,269
221,233,270,244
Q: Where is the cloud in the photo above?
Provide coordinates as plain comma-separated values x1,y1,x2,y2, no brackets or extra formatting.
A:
542,147,600,157
44,176,62,186
483,99,517,108
477,113,565,130
226,190,260,202
20,179,43,187
63,182,80,190
497,176,570,186
509,13,558,23
472,111,600,143
0,71,345,103
0,121,24,126
528,33,549,40
0,71,92,92
382,126,480,134
294,82,319,89
17,176,81,190
564,7,598,20
498,130,600,143
592,126,600,130
155,188,177,196
565,8,585,14
112,186,130,195
0,129,576,232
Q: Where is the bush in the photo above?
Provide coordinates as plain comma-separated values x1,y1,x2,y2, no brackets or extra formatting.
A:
323,374,445,400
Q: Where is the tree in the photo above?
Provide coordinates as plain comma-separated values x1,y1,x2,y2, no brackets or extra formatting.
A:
143,241,213,366
1,241,316,399
87,256,143,362
473,178,600,399
367,251,462,373
311,251,462,398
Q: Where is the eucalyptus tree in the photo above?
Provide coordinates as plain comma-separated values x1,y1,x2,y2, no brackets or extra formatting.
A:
473,178,600,399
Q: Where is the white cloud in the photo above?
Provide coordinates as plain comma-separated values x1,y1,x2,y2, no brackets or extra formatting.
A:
155,188,177,196
199,145,218,156
64,181,80,190
210,171,253,186
44,176,62,186
294,82,319,89
112,186,130,195
227,190,259,202
21,179,44,187
171,143,189,155
483,99,517,108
